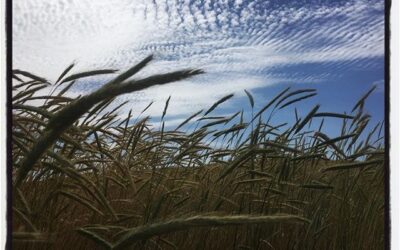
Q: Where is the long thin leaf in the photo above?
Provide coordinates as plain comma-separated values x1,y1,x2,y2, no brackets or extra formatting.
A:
204,94,234,116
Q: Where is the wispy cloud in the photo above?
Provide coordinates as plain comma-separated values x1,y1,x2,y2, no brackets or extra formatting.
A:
13,0,385,118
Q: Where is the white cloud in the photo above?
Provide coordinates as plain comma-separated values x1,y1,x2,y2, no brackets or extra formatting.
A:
106,73,267,118
13,0,385,117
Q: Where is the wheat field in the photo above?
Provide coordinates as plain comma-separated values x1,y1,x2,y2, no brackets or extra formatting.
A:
11,56,385,249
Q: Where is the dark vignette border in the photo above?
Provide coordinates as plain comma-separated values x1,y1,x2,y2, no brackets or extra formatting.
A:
6,0,12,248
4,1,392,249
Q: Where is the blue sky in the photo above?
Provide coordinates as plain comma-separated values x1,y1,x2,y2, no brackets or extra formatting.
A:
13,0,385,137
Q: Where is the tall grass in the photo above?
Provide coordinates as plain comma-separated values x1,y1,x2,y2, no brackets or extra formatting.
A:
11,56,385,249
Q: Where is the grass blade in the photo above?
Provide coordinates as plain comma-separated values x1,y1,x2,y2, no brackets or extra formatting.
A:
204,94,234,116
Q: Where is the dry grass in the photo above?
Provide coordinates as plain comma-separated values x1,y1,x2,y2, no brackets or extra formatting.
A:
11,56,385,249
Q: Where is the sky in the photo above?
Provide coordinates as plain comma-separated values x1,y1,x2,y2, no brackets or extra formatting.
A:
12,0,385,137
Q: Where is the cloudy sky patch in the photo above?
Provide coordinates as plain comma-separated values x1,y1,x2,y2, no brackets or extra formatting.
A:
13,0,385,131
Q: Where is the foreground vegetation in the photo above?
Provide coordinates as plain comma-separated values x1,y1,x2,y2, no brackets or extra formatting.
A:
11,56,385,249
